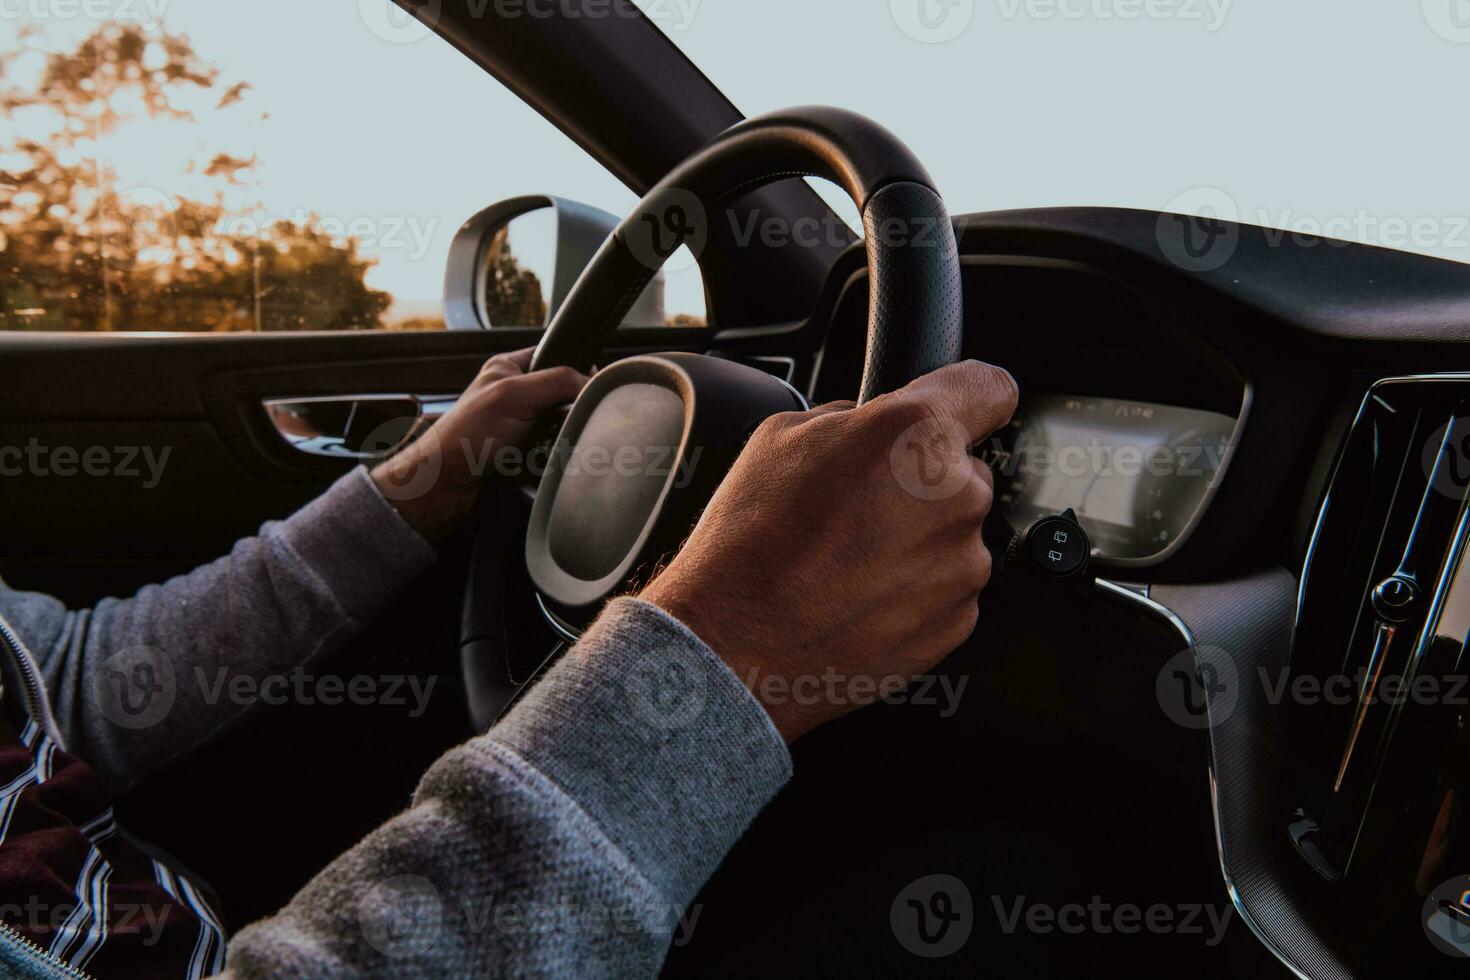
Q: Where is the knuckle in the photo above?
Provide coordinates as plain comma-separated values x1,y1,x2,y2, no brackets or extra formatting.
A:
950,470,993,521
952,542,993,596
487,373,524,394
970,473,994,516
477,367,516,389
871,393,933,434
545,365,583,387
975,544,994,588
752,411,800,445
482,372,533,400
475,384,509,412
949,601,981,646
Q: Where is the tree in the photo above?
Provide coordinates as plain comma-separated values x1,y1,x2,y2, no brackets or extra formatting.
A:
483,226,547,328
0,23,394,332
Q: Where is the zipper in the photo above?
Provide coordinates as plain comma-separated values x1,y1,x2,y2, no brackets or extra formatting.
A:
0,919,94,979
0,620,86,979
0,614,64,748
0,620,101,980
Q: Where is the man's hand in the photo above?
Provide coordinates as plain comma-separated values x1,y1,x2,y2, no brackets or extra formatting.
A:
641,360,1018,742
371,348,589,543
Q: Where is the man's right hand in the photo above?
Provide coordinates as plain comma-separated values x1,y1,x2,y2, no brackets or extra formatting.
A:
640,360,1019,742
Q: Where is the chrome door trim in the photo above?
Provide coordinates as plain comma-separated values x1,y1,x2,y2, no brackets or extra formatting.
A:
263,394,459,460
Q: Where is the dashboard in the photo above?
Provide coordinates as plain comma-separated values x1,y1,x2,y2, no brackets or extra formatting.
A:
709,206,1470,978
990,395,1241,564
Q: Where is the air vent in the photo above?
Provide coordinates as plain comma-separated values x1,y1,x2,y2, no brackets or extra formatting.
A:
1289,376,1470,880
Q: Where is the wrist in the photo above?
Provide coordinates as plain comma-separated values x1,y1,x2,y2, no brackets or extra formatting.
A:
369,452,478,545
640,575,810,743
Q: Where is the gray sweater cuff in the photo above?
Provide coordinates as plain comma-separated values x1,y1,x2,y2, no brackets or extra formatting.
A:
486,597,792,908
270,466,439,623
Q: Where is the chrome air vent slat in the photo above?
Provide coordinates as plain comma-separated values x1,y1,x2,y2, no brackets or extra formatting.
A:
1332,619,1397,795
1289,375,1470,886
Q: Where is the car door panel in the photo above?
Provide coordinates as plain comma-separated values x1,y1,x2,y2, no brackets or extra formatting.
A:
0,327,709,600
0,325,714,928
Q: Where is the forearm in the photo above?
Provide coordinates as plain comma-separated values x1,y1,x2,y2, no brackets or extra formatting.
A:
7,467,438,792
224,598,791,978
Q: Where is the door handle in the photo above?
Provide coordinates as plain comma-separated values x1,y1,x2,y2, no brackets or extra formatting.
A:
263,394,458,460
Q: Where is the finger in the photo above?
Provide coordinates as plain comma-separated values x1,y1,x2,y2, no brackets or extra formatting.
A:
486,365,590,420
971,455,995,496
480,347,537,377
895,360,1020,444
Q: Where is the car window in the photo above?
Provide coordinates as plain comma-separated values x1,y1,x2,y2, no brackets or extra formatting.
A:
0,2,706,333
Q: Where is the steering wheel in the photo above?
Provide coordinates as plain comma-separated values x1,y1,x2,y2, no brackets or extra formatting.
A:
459,106,963,730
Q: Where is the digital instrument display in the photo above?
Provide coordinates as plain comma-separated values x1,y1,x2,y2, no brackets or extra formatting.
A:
987,395,1239,563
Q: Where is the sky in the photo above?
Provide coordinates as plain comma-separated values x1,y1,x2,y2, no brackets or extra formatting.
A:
4,1,1470,324
638,0,1470,271
0,1,699,321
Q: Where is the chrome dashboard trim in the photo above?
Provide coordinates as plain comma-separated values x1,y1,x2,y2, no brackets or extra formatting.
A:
1292,372,1470,870
534,592,583,646
744,355,798,385
1345,494,1470,867
1295,372,1470,630
1097,382,1255,571
1095,576,1313,980
774,372,811,411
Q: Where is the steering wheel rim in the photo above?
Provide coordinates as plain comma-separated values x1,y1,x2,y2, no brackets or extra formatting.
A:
529,105,964,402
461,106,965,731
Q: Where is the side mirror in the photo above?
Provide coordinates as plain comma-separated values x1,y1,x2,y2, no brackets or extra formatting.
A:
443,195,668,330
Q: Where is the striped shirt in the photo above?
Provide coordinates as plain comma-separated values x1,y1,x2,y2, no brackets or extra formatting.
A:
0,708,224,978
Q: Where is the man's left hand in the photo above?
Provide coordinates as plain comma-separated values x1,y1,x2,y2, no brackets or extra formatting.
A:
370,348,590,543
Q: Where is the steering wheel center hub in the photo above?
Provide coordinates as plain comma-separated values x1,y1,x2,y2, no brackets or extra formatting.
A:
526,353,804,627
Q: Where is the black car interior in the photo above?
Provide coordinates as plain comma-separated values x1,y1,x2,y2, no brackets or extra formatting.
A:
2,3,1468,977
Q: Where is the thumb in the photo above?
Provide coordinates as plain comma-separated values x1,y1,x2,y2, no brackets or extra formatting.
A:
886,360,1019,443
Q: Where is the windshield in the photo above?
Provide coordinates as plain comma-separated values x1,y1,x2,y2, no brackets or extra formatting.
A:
638,0,1470,265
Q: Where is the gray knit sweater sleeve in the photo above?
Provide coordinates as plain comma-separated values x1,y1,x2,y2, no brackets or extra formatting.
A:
0,466,439,792
224,596,793,978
